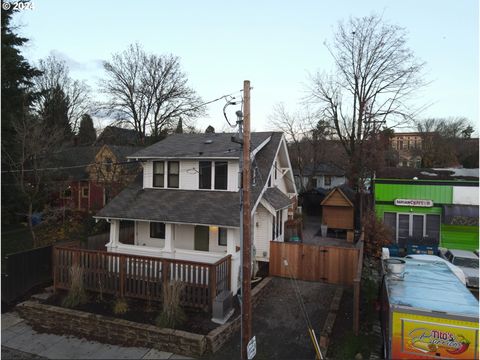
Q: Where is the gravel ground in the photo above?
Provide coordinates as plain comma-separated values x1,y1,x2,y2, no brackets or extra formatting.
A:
204,277,339,360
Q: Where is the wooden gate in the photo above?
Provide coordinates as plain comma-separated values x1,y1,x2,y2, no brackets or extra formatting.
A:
269,241,360,285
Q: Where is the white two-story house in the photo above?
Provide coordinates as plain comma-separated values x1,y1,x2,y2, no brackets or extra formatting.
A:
95,132,297,292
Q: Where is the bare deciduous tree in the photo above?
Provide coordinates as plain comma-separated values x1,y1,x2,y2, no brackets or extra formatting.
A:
415,117,475,167
308,14,425,186
34,55,91,133
3,114,64,246
270,103,336,190
100,43,205,141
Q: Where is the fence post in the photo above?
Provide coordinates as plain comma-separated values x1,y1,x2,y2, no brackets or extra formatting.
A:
119,255,125,298
209,264,217,311
353,240,364,335
227,256,231,291
162,259,169,290
52,247,57,293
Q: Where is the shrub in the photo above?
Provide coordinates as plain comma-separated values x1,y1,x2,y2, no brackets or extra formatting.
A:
156,281,186,329
113,298,129,315
62,265,88,308
362,210,393,258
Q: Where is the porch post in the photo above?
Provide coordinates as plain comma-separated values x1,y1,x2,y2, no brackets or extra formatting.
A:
164,223,175,253
227,228,239,292
109,219,120,248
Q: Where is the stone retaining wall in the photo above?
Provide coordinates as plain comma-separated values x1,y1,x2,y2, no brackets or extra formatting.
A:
16,276,274,357
206,276,273,353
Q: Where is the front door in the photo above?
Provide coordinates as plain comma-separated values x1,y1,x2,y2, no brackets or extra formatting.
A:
194,225,209,251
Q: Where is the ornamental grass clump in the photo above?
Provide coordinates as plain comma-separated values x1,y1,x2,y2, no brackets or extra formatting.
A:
156,281,186,329
62,265,88,308
113,298,129,315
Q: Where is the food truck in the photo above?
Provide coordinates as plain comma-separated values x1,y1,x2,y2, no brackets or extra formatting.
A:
381,258,479,359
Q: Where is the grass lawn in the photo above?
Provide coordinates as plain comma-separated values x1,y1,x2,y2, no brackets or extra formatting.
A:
2,223,34,256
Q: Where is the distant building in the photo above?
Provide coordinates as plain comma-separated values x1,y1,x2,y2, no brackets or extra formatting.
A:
374,167,479,251
389,132,423,168
95,126,142,146
294,163,346,191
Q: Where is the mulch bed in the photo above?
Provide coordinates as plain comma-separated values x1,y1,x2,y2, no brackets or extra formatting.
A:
45,291,241,335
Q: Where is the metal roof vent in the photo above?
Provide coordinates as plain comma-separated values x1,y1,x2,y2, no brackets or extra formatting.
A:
204,139,213,144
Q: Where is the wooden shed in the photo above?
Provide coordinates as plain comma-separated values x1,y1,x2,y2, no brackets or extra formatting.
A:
320,186,355,230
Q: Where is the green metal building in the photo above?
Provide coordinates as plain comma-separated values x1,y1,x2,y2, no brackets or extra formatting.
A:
374,168,479,251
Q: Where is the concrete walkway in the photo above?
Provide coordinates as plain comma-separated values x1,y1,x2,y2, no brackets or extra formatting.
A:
1,312,192,359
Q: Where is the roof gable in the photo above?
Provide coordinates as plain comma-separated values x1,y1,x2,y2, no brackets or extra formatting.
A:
321,186,354,207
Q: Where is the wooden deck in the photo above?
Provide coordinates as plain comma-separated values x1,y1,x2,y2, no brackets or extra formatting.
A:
53,245,231,311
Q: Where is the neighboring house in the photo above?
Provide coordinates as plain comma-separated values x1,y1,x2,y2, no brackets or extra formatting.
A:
294,163,346,191
95,126,142,146
389,132,423,168
51,145,142,212
374,167,479,251
95,132,297,292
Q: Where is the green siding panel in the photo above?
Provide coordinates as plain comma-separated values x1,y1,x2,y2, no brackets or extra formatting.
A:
375,183,453,204
441,224,479,251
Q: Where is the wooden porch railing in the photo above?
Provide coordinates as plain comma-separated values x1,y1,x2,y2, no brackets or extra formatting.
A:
53,245,231,311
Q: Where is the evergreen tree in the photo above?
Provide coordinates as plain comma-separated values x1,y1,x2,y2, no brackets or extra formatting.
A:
40,85,72,142
1,7,41,223
77,114,97,144
175,118,183,134
205,125,215,133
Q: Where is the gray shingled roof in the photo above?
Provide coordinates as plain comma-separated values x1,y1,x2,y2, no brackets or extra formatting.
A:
49,146,101,180
95,186,240,227
263,187,292,210
129,132,273,159
96,132,286,225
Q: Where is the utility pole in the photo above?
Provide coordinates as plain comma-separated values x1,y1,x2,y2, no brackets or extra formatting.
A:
241,80,252,360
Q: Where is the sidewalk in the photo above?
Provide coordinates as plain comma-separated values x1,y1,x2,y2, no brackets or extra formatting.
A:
1,312,192,359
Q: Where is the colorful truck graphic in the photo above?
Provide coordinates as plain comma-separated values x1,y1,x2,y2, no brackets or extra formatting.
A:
391,312,478,359
382,258,479,359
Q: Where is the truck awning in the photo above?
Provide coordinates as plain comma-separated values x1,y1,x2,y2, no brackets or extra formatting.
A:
442,205,479,226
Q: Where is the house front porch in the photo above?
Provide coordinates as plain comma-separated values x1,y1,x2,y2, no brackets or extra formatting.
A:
53,243,231,312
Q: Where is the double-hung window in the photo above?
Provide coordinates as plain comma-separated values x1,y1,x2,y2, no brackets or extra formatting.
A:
168,161,179,188
153,161,164,188
199,161,212,189
198,161,228,190
214,161,228,190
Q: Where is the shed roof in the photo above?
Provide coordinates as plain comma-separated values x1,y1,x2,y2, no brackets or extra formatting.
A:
320,185,355,207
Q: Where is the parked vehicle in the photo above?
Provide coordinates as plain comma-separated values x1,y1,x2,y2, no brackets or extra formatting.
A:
381,258,479,359
438,249,479,288
405,254,466,286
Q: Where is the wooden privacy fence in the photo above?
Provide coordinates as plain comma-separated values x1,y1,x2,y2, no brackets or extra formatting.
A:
269,241,360,285
53,246,231,311
2,245,53,304
353,240,364,335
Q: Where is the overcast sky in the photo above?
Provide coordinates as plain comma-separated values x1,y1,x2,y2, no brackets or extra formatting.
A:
13,0,479,133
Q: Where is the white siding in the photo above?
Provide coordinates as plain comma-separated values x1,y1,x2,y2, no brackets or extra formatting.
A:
228,160,239,191
143,162,153,188
179,160,198,190
143,159,238,191
254,205,271,260
453,186,479,205
174,224,195,250
208,227,227,253
135,221,165,248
